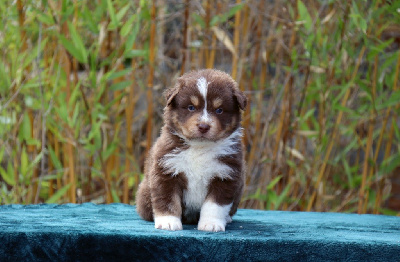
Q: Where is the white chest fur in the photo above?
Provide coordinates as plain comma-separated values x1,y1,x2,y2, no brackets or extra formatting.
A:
160,128,242,212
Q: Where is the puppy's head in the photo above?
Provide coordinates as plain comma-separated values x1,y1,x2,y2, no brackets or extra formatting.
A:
164,69,247,141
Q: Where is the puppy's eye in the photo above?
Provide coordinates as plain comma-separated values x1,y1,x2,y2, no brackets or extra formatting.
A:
215,108,223,114
188,105,196,112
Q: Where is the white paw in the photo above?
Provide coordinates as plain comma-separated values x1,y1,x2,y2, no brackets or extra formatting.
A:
154,216,183,231
198,218,226,232
226,215,232,224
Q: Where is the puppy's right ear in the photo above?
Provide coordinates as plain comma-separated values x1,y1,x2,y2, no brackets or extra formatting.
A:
233,85,247,111
164,86,179,106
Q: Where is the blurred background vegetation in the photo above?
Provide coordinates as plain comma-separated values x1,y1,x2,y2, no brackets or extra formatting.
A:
0,0,399,215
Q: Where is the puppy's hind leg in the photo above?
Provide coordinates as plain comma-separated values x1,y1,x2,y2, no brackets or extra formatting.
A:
136,178,153,221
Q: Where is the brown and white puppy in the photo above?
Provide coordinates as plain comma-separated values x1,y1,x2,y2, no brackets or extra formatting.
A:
136,69,247,232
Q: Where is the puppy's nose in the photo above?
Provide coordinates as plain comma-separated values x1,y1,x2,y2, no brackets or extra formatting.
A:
198,123,210,134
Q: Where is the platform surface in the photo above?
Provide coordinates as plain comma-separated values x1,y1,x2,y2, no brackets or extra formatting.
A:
0,203,399,261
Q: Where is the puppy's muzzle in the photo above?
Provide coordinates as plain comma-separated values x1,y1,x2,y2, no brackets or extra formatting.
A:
198,123,211,134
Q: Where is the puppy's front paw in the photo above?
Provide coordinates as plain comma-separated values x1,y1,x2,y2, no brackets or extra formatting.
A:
198,218,226,232
154,216,183,231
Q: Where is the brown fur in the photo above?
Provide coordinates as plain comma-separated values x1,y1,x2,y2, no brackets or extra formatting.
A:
136,69,247,225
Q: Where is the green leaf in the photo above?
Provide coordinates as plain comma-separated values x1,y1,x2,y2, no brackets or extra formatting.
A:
21,80,42,91
23,37,48,73
55,93,69,123
274,184,291,210
333,104,354,114
110,80,132,91
139,4,151,20
36,11,55,25
67,21,88,64
332,83,351,105
393,117,400,141
20,147,29,179
45,184,71,203
124,18,141,54
379,153,400,176
70,103,80,128
59,34,86,64
210,3,244,26
297,0,312,31
111,189,121,203
0,162,15,186
334,138,358,163
192,13,205,28
247,188,268,202
267,191,278,208
87,122,103,151
209,15,220,26
27,152,43,177
107,0,119,30
381,51,399,72
379,208,398,216
121,14,137,38
106,68,132,81
350,1,367,34
94,83,107,103
226,3,244,19
40,174,61,181
48,145,63,170
103,142,118,161
367,39,394,61
302,108,316,120
68,82,81,108
18,113,32,142
0,146,5,162
82,6,98,33
104,92,125,112
0,62,11,93
21,37,48,72
342,159,355,189
267,176,282,190
286,159,296,168
125,49,148,59
376,90,400,110
116,4,130,22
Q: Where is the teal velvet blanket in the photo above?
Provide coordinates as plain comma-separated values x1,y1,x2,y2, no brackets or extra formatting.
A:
0,204,399,261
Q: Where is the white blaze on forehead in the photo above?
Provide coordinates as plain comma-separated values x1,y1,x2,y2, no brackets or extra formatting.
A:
196,77,208,98
196,77,211,123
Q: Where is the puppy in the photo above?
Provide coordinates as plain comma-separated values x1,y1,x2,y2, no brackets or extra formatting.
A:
136,69,247,232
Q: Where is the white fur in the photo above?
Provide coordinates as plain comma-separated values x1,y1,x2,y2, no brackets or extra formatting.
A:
197,77,211,123
198,201,233,232
200,107,211,123
154,215,183,231
160,128,242,215
196,77,208,101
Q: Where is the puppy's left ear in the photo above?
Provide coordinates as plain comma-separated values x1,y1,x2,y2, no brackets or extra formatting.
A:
164,86,179,106
233,87,247,111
